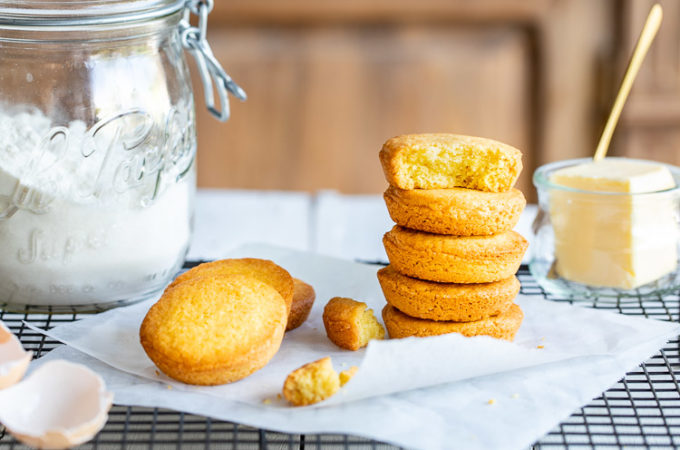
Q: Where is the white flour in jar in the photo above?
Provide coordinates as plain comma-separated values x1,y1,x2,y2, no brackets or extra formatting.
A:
0,108,194,307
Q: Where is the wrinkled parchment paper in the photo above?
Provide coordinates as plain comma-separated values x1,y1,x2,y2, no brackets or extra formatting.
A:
30,244,680,450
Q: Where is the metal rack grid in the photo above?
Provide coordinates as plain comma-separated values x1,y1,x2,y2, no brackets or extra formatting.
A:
1,264,678,449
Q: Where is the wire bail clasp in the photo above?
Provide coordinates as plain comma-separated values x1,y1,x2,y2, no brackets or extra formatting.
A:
180,0,246,122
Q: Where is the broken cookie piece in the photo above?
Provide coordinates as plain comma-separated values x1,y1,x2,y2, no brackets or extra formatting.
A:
282,357,358,406
323,297,385,351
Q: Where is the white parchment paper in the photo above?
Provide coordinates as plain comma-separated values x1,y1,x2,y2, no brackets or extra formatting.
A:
29,244,680,450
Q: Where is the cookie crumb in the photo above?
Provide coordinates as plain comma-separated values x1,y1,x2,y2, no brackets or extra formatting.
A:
487,398,496,405
537,345,544,349
277,393,282,400
262,398,272,405
166,385,173,390
511,393,520,399
155,370,161,376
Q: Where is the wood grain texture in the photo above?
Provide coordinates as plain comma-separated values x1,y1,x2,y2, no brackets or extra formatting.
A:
615,0,680,162
535,0,615,164
195,26,531,194
192,0,624,201
623,0,680,96
618,128,680,166
210,0,552,24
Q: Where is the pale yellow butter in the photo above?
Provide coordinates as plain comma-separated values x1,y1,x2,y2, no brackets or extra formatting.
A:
549,159,677,289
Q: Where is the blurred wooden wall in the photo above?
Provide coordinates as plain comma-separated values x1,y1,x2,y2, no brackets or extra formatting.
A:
617,0,680,166
192,0,680,201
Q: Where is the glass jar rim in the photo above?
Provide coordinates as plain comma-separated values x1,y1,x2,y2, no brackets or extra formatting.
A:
0,0,184,27
533,157,680,197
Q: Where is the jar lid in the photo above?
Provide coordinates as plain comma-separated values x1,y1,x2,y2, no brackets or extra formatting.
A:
0,0,185,26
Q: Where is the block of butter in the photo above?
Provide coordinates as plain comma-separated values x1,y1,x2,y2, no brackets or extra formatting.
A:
549,158,678,289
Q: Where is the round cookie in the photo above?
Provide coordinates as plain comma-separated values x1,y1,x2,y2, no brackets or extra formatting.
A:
383,226,528,283
382,303,523,341
377,265,519,322
383,185,525,236
169,258,294,314
379,133,523,192
140,274,287,385
286,278,316,331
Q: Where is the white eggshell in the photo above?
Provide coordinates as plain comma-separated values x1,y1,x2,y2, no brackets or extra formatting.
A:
0,360,113,449
0,320,31,389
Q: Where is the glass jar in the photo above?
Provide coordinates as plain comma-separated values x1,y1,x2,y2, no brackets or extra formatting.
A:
531,158,680,299
0,0,245,312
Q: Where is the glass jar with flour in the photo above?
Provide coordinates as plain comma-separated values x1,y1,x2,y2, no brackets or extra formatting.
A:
0,0,244,311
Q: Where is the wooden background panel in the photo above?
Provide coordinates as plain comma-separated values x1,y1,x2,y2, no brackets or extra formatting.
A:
618,128,680,166
209,0,551,24
617,0,680,162
535,0,615,165
195,26,532,195
623,0,680,96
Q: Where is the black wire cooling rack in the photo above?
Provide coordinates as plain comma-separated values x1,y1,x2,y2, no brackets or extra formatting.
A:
1,264,679,449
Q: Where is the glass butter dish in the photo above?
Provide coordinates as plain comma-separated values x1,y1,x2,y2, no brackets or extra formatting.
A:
530,157,680,299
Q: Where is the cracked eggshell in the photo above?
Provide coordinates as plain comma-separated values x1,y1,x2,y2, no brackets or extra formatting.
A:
0,320,31,389
0,360,113,449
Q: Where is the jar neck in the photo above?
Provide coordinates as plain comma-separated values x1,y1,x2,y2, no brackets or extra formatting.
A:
0,10,182,43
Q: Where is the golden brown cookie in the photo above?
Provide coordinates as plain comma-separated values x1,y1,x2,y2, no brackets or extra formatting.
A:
286,278,316,331
282,357,340,406
140,274,287,385
383,185,526,236
379,134,523,192
383,226,528,283
322,297,385,351
377,265,519,322
169,258,294,315
282,357,359,407
382,303,523,341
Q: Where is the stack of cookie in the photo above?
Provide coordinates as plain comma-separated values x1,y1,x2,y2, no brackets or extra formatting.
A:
376,134,529,341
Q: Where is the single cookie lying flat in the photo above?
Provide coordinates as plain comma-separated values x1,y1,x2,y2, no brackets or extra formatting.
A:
383,185,525,236
322,297,385,351
377,265,519,322
282,357,358,406
382,303,523,341
286,278,316,331
383,226,527,283
140,274,287,385
169,258,294,315
379,134,522,192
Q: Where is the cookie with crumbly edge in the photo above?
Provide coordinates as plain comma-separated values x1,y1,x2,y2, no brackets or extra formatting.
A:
383,226,527,284
382,303,523,341
140,274,287,385
322,297,385,351
379,133,523,192
169,258,294,315
282,357,358,406
378,266,519,322
383,185,525,236
286,278,316,331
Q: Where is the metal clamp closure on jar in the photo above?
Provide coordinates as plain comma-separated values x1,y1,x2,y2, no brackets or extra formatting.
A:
179,0,247,122
0,0,246,123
